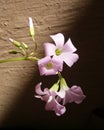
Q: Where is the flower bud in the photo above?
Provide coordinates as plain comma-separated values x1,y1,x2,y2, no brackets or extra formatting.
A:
29,17,35,40
22,42,29,49
9,38,21,47
9,50,18,54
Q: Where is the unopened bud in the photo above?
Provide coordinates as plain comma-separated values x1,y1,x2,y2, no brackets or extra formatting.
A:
9,38,21,47
29,17,35,39
9,50,18,54
22,42,29,49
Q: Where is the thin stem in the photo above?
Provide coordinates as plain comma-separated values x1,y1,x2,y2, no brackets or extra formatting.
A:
58,72,63,79
0,57,28,64
27,56,39,61
0,56,39,64
19,47,27,56
33,39,37,52
34,41,37,52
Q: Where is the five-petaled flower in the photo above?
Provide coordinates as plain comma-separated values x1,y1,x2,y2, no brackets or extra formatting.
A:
44,33,79,67
38,56,63,76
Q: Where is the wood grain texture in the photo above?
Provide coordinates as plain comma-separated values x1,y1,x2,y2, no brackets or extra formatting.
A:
0,0,104,129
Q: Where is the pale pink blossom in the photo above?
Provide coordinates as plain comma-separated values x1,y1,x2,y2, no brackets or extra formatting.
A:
38,56,63,76
44,33,79,67
57,78,86,105
34,80,86,116
35,82,66,116
62,85,86,105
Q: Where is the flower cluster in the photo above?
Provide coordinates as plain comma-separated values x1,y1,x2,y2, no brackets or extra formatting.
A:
0,17,86,116
35,33,86,116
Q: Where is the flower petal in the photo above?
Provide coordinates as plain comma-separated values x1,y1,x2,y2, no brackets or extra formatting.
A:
63,86,86,105
50,33,65,48
63,38,77,53
35,82,44,95
70,85,86,104
38,56,52,76
55,104,66,116
35,83,49,101
52,56,63,72
43,69,58,75
38,56,51,66
35,83,51,101
57,89,66,98
61,52,79,67
45,96,66,116
38,66,46,76
44,43,56,56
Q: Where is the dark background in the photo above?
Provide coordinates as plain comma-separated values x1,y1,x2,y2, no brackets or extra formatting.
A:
0,0,104,129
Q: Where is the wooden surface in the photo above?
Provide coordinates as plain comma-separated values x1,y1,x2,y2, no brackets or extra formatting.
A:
0,0,104,129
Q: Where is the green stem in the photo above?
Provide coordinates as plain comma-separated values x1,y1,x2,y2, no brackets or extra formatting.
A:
0,57,27,64
58,72,63,79
33,39,37,52
27,56,39,61
0,56,39,64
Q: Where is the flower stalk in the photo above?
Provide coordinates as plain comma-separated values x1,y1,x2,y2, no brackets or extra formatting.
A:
0,57,27,63
0,56,39,64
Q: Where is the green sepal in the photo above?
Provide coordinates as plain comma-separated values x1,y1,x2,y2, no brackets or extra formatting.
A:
50,81,59,92
60,78,68,90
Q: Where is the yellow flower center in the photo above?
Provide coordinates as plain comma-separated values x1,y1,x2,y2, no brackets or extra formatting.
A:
55,48,62,56
46,62,53,69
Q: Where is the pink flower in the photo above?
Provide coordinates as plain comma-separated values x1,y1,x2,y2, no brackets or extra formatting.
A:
57,78,86,105
38,56,63,76
34,79,86,116
44,33,79,67
35,82,66,116
63,85,86,105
